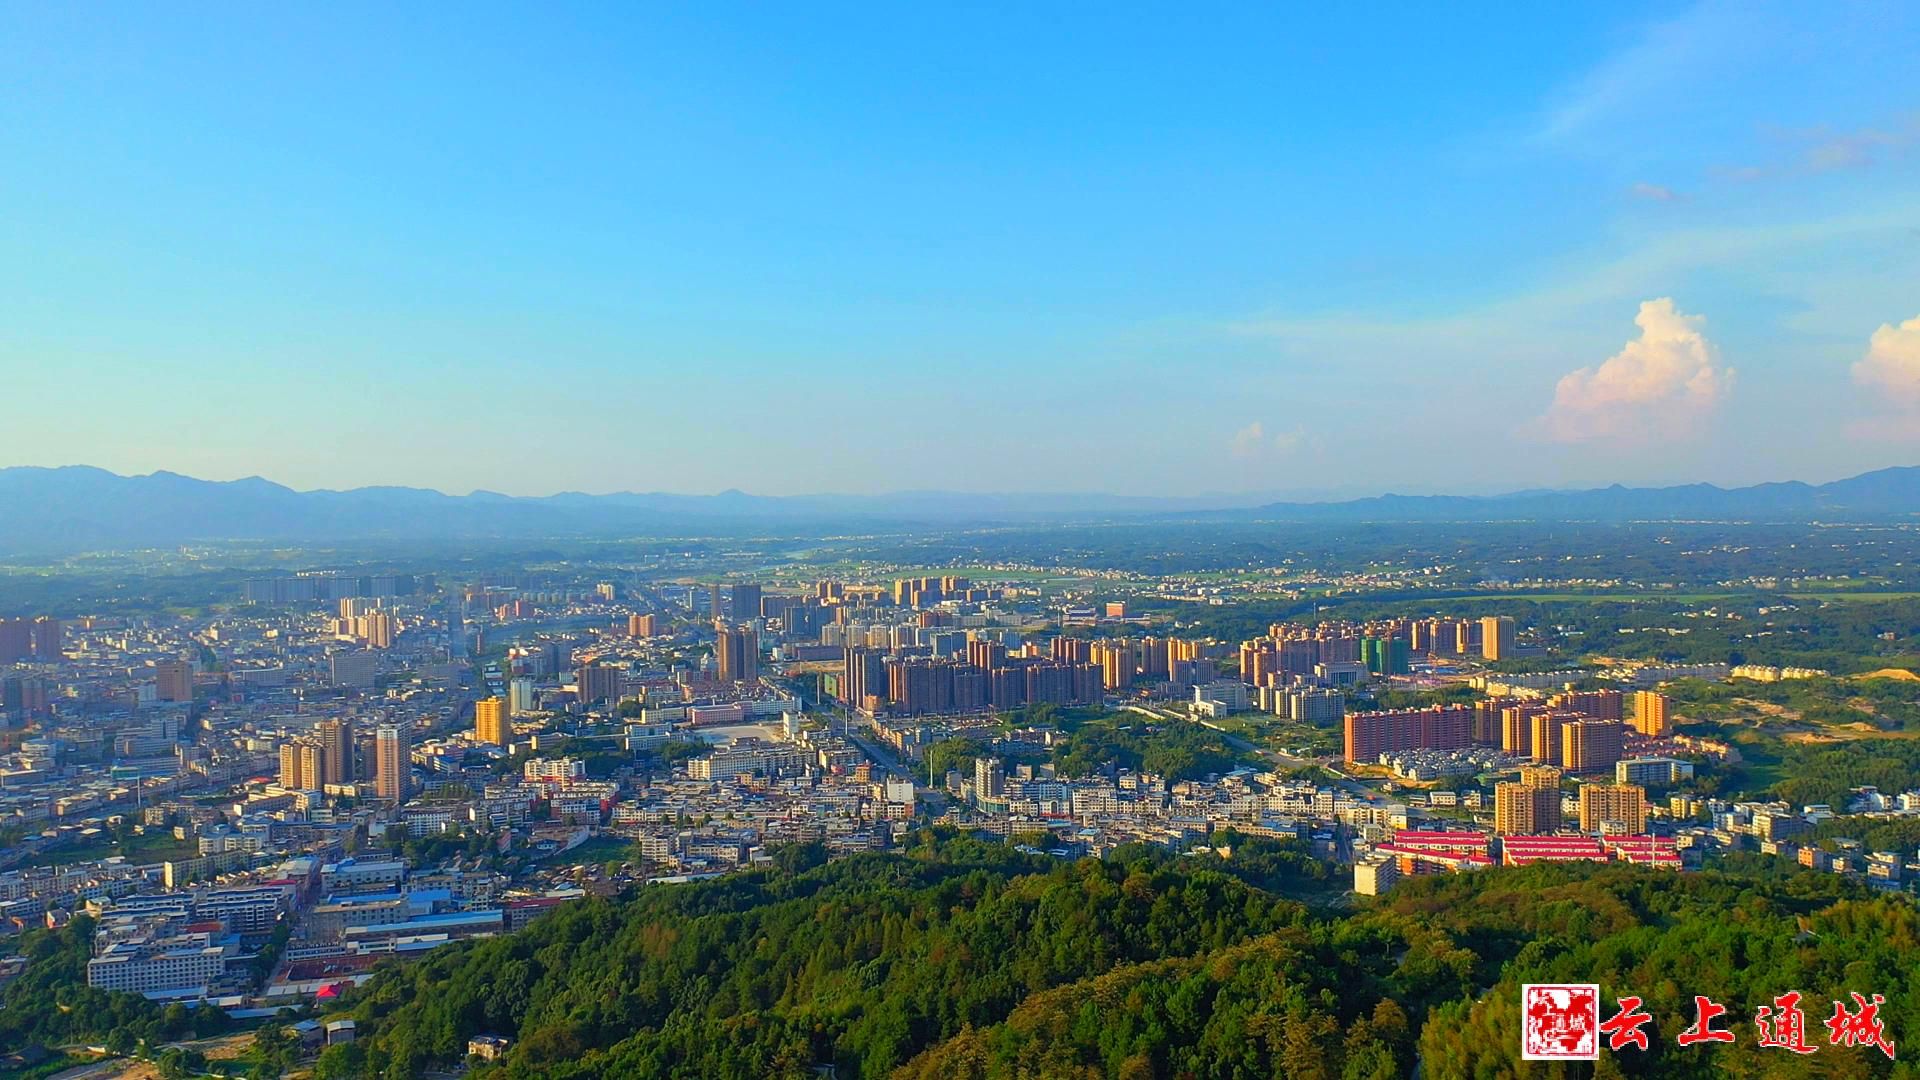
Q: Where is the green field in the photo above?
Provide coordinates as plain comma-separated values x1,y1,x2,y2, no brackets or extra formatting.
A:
35,830,200,868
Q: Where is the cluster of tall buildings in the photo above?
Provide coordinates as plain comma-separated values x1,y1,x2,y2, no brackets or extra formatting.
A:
890,576,978,608
241,573,425,605
331,600,396,648
1242,615,1523,679
836,633,1212,716
0,615,62,663
276,719,355,792
840,648,1098,715
714,623,759,684
1491,765,1649,836
1345,687,1669,772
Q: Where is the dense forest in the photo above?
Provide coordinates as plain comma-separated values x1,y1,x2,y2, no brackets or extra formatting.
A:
308,832,1917,1079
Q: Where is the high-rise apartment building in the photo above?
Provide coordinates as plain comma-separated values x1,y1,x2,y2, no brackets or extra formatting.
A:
300,742,323,791
475,696,510,746
1633,690,1672,737
1550,689,1623,722
1579,783,1648,833
320,719,353,783
842,647,887,710
155,661,194,703
1529,711,1568,765
974,756,1006,799
375,724,410,804
508,677,535,717
731,584,762,622
29,616,61,660
1343,705,1473,764
1561,719,1626,774
0,618,32,663
279,742,306,790
280,739,325,790
1481,616,1516,661
1496,766,1564,836
715,624,758,684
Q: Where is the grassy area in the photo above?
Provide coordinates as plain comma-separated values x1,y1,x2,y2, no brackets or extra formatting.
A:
35,830,201,869
552,835,639,866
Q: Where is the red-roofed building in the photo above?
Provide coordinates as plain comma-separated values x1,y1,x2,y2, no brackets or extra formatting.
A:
1499,835,1609,866
1374,844,1496,875
1390,830,1492,858
1602,834,1682,869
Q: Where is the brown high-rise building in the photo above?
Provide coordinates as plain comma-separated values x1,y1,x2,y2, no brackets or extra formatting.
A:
1453,619,1482,656
320,719,353,783
1496,765,1564,835
1051,637,1093,665
1633,690,1672,737
731,584,762,621
362,611,394,649
1342,705,1474,764
1501,705,1540,756
0,618,32,662
375,723,410,804
842,647,886,710
1519,763,1562,790
968,638,1008,670
279,742,305,790
475,696,510,746
155,660,194,703
1481,616,1516,661
1550,689,1623,722
1561,719,1626,774
2,674,50,717
1529,711,1568,764
629,613,659,638
280,739,325,790
715,624,759,684
1093,641,1133,690
30,616,61,660
577,661,623,703
1579,783,1648,833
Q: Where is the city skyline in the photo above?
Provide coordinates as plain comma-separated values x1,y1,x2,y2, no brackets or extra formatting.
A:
3,4,1918,496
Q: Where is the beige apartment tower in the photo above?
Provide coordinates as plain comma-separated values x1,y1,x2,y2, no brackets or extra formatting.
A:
1579,783,1649,833
375,724,410,804
475,696,509,746
1633,690,1672,737
1481,616,1517,661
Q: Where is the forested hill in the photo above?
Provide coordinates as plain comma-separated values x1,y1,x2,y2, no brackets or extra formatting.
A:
316,833,1917,1079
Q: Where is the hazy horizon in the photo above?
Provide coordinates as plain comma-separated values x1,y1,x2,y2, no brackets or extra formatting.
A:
5,459,1913,504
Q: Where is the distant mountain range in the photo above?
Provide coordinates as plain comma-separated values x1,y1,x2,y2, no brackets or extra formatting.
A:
0,464,1916,553
1226,465,1920,524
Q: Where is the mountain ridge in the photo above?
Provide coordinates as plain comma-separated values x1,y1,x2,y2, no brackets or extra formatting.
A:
0,463,1915,552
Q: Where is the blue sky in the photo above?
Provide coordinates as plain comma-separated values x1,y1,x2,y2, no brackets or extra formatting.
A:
2,2,1917,497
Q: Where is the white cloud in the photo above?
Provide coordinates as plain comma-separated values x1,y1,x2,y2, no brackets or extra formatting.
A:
1230,422,1309,459
1628,182,1682,201
1536,299,1734,441
1855,315,1920,402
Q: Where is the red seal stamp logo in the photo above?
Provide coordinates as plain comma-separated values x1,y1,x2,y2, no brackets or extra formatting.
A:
1522,983,1600,1061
